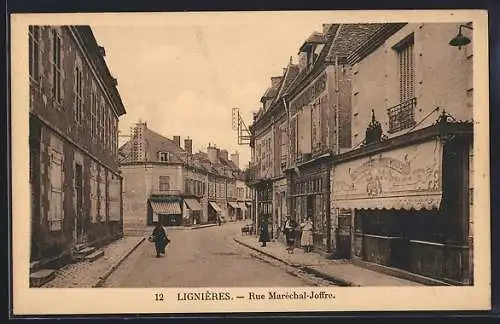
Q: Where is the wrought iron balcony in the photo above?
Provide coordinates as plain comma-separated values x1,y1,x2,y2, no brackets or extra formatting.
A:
387,97,417,133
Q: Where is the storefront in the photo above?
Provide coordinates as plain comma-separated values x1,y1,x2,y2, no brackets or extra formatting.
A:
208,201,222,223
184,198,203,226
331,119,472,284
227,201,240,221
286,154,331,253
255,180,273,238
273,178,287,239
148,196,183,226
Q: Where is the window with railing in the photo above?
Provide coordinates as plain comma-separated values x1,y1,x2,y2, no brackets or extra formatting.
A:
387,97,417,133
389,34,416,133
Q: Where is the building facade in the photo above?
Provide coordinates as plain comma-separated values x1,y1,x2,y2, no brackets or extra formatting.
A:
119,123,249,229
29,26,126,265
250,23,386,254
248,22,473,285
331,22,473,284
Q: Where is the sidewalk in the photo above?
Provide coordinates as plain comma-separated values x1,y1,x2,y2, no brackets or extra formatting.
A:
234,235,423,287
41,236,145,288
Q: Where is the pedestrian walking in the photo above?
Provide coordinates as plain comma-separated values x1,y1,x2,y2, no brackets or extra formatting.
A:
150,222,170,258
283,217,298,254
258,215,270,247
300,217,314,253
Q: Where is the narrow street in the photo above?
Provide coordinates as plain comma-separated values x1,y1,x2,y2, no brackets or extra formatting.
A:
103,222,311,287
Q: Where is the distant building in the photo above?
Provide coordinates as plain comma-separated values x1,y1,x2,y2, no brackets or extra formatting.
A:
118,122,251,231
29,26,126,266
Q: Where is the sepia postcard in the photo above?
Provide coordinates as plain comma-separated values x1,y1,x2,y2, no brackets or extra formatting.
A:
11,10,491,315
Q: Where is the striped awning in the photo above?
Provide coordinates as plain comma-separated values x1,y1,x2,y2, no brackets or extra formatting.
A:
209,201,222,212
150,201,181,215
228,201,240,209
184,198,202,212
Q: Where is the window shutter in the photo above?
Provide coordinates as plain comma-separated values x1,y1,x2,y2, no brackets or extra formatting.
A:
38,27,44,86
60,30,66,105
47,28,54,98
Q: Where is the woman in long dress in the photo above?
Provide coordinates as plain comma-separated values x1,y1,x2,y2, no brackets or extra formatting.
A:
300,217,314,253
258,215,270,247
152,222,168,258
283,217,298,254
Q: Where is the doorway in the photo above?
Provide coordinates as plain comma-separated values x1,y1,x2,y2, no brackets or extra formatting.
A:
75,163,84,244
336,209,352,259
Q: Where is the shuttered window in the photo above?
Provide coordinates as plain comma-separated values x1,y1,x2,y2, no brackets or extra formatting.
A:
51,28,63,104
108,174,121,222
90,162,98,223
159,176,170,192
29,26,41,82
48,149,64,231
388,34,417,133
98,167,107,222
74,61,83,123
397,35,415,103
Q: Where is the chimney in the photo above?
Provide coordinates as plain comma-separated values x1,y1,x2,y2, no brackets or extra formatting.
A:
207,144,218,164
230,151,240,169
184,137,192,155
271,76,281,88
298,52,308,71
173,136,181,147
98,45,106,57
220,149,229,161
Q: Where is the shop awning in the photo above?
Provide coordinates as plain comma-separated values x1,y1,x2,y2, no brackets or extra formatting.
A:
228,201,240,209
184,198,202,211
209,201,222,212
237,202,247,210
150,201,182,215
332,139,443,211
245,202,252,207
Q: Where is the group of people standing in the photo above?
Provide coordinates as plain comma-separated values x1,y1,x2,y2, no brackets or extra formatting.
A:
258,215,314,254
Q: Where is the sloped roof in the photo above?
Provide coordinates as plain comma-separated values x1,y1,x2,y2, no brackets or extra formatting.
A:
276,64,299,99
326,23,385,59
260,76,283,102
119,127,187,164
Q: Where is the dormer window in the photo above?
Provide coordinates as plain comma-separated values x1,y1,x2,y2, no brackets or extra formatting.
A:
158,152,170,162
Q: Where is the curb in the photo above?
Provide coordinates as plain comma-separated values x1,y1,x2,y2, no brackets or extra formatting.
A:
191,224,218,230
233,238,297,267
92,237,146,288
234,237,355,286
300,266,355,287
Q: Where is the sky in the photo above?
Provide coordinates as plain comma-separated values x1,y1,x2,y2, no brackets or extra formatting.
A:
90,12,337,169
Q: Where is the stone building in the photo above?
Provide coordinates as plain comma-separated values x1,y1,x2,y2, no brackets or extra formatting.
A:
330,23,474,284
250,23,386,254
29,26,126,266
119,123,248,230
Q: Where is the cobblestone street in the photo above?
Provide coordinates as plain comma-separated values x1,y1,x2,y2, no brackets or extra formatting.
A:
42,236,144,288
103,222,318,287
